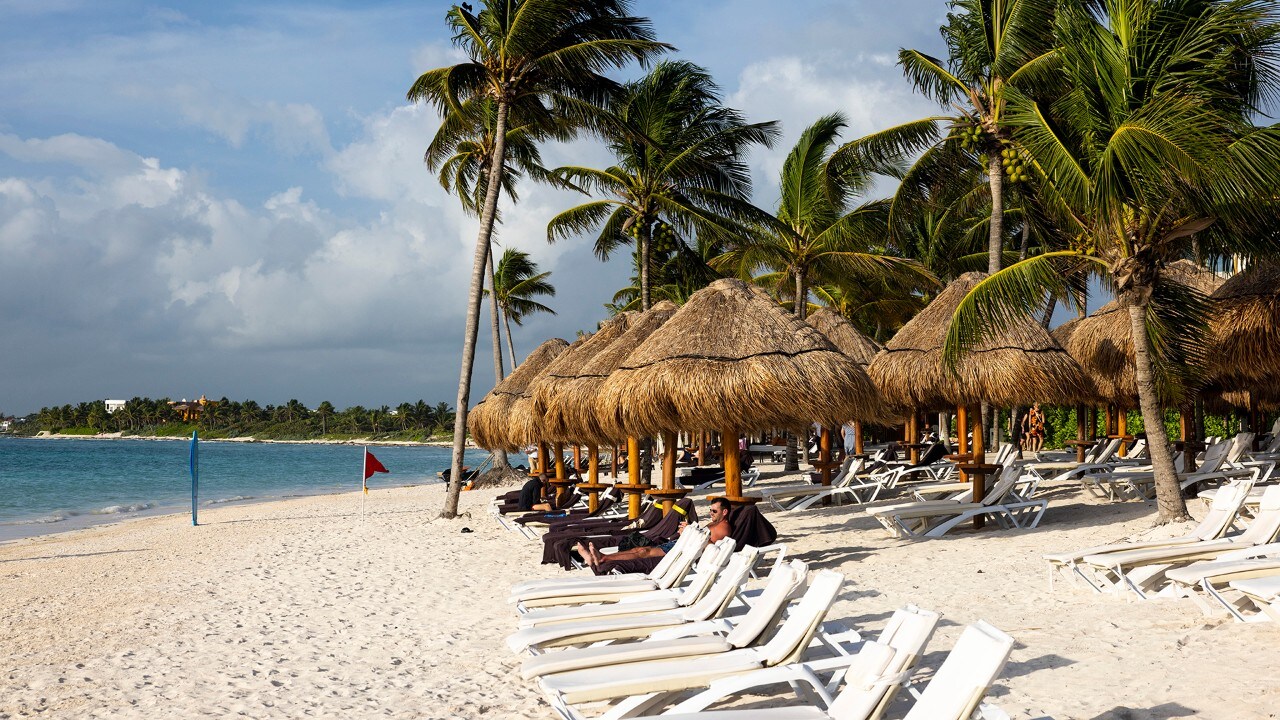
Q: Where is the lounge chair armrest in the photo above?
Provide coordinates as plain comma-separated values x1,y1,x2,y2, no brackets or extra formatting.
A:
663,663,836,713
1217,542,1280,562
646,618,732,641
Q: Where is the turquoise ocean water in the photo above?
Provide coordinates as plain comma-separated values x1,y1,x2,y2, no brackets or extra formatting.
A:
0,437,500,542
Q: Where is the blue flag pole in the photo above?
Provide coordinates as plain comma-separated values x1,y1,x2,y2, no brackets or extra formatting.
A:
190,430,199,526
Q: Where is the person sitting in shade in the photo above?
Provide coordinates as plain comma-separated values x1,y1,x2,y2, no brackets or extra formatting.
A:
575,498,731,575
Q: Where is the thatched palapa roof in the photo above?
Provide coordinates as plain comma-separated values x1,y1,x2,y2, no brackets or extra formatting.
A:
807,308,901,422
1063,260,1222,407
529,312,635,444
807,308,882,370
468,338,569,451
1209,261,1280,390
869,271,1087,409
596,279,882,438
544,301,679,443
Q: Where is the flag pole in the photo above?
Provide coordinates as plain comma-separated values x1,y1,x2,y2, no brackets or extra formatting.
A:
190,430,199,526
360,445,366,521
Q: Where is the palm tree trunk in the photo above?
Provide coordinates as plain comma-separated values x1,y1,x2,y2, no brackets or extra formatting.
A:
486,251,510,470
794,268,808,320
444,100,510,519
1126,301,1190,522
786,268,808,472
988,154,1005,273
639,221,652,311
503,309,518,371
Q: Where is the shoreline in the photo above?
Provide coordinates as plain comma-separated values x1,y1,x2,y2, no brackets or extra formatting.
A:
0,478,449,546
21,431,463,448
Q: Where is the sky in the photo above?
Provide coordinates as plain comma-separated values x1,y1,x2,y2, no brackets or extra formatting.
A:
0,0,961,416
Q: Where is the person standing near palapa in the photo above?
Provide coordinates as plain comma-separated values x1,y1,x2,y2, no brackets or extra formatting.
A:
1023,402,1046,456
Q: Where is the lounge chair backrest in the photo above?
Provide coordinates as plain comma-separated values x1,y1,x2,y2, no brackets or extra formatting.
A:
758,569,844,666
993,443,1014,467
979,463,1024,505
903,621,1015,720
1127,438,1148,459
680,548,759,621
1266,432,1280,454
827,641,899,720
915,443,947,467
724,560,808,649
1227,432,1256,463
829,605,941,720
1238,486,1280,545
677,538,736,606
1199,441,1230,474
1194,481,1253,541
649,526,707,588
1095,438,1122,464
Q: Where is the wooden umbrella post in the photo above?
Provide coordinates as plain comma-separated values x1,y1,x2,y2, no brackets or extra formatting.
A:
722,426,743,502
957,405,969,457
853,421,864,456
1072,403,1088,463
1117,412,1129,457
966,408,989,529
623,436,645,519
1179,406,1197,473
647,430,688,514
551,442,569,505
568,442,609,514
908,414,920,464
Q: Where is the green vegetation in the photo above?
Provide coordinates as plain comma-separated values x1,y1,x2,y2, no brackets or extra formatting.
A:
17,398,456,443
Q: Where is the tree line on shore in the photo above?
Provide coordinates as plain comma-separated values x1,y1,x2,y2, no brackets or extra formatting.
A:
12,397,457,441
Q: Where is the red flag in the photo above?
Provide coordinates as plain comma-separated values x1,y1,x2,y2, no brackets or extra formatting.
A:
363,450,389,482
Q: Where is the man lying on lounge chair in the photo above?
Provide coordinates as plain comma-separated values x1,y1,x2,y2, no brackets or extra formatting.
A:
577,498,732,575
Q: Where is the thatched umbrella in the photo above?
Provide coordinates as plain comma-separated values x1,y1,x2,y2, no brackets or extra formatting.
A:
807,308,888,466
527,313,635,511
1209,261,1280,401
869,272,1087,411
869,271,1086,518
1059,261,1222,457
468,338,570,455
547,302,680,517
1064,260,1222,409
597,279,882,502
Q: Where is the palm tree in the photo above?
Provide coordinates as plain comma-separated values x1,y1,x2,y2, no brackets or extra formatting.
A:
715,114,932,323
546,60,779,310
428,96,561,460
315,401,335,435
487,248,557,369
946,0,1280,522
407,0,668,518
874,0,1059,273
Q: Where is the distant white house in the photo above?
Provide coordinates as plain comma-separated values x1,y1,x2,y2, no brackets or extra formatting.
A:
105,399,126,414
0,419,10,432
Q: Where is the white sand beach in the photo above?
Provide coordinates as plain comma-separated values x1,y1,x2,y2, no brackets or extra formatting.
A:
2,468,1277,719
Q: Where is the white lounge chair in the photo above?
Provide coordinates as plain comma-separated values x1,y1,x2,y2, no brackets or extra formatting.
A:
1044,480,1253,590
1076,485,1280,597
536,567,852,719
1089,441,1254,501
1227,571,1280,622
899,621,1015,720
512,527,710,610
866,463,1047,539
632,605,942,720
520,559,814,682
509,544,762,654
1164,542,1280,621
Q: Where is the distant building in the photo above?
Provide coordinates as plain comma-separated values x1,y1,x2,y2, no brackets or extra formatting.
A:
0,419,11,432
105,399,126,414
